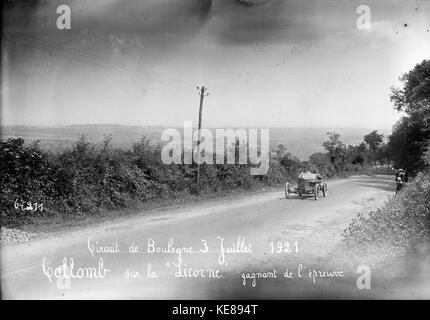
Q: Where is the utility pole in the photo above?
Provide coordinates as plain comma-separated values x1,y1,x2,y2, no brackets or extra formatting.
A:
196,86,209,186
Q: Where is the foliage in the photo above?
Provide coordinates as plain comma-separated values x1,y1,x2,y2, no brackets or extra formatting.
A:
311,130,387,176
386,117,428,173
342,172,430,253
387,59,430,173
1,136,301,227
322,132,347,172
390,59,430,118
308,152,336,177
363,130,384,152
424,140,430,166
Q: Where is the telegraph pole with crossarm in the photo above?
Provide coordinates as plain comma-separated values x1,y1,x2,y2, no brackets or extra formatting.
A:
196,86,209,186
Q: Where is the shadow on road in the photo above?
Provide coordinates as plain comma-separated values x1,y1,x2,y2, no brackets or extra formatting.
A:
279,196,320,201
356,181,396,193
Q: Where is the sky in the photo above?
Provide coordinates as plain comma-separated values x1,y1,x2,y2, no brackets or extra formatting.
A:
1,0,430,130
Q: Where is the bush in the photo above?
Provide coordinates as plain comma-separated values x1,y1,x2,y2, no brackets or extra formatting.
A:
342,171,430,253
1,136,297,227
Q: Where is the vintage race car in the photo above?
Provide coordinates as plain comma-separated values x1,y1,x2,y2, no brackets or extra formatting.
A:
285,171,328,200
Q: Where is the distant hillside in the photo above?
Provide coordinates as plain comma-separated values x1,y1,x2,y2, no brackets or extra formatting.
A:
1,125,390,160
1,124,164,151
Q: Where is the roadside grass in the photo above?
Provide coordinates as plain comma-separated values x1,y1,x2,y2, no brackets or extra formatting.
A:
342,171,430,257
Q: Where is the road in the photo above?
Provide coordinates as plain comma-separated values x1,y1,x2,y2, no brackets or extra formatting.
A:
2,175,417,299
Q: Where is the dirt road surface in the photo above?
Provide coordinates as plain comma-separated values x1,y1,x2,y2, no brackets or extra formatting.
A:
2,175,428,299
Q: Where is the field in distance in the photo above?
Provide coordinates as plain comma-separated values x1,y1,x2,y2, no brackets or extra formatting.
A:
1,124,390,160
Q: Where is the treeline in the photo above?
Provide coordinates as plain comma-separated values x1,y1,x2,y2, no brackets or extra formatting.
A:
276,129,390,179
307,130,389,177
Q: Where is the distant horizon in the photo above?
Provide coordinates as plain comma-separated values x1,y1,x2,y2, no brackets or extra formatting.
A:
0,122,395,132
0,122,393,160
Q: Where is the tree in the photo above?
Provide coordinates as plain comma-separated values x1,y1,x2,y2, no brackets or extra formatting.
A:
423,140,430,166
364,130,384,152
323,132,346,172
275,144,288,158
387,60,430,173
374,142,390,167
363,130,384,167
309,152,336,177
386,118,427,172
275,144,301,174
390,59,430,120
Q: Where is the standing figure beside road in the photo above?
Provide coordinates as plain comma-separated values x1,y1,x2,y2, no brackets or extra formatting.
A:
395,169,406,194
